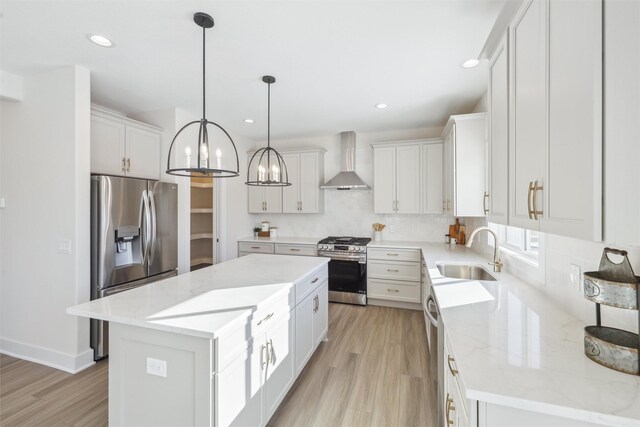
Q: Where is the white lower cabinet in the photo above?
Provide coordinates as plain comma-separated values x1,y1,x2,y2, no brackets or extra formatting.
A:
216,343,263,427
108,264,328,427
367,247,422,304
295,280,328,375
443,329,603,427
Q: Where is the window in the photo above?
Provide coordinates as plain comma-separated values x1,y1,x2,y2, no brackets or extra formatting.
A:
488,223,540,264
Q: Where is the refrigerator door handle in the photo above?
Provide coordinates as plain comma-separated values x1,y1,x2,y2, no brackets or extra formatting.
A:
148,190,157,265
141,190,151,264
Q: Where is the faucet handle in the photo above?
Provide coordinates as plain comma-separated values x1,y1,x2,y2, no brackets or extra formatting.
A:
488,260,504,273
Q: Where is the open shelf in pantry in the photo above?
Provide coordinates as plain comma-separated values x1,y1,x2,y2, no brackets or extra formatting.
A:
190,176,215,271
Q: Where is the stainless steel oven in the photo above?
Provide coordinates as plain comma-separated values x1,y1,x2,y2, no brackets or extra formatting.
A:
317,236,370,306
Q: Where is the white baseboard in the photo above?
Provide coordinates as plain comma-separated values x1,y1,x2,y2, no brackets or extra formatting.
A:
0,337,95,374
367,298,423,311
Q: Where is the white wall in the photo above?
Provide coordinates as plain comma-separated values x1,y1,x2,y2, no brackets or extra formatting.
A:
0,66,94,373
245,127,453,243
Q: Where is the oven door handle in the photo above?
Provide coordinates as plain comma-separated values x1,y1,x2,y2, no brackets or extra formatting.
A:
425,296,438,327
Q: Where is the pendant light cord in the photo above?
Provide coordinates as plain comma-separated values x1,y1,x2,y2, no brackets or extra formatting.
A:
202,26,206,120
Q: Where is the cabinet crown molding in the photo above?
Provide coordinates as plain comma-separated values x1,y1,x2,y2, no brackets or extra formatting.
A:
247,146,327,156
370,138,443,149
442,112,487,137
91,104,163,132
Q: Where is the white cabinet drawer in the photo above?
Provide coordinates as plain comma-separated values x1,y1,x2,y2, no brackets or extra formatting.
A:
368,279,421,303
238,242,275,254
367,247,421,262
368,260,421,282
295,266,328,305
275,244,317,257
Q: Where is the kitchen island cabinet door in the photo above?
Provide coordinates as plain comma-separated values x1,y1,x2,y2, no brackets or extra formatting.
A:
216,343,263,427
312,281,328,348
264,312,296,421
487,33,509,225
294,291,314,376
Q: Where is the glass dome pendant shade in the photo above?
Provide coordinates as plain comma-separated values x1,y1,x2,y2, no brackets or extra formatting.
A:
246,76,291,187
166,12,239,178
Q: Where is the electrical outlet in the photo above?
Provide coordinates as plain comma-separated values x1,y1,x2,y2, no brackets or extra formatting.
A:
570,264,581,291
57,239,72,254
146,357,167,377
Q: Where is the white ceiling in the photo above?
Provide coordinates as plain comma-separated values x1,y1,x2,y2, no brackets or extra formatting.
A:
1,1,505,141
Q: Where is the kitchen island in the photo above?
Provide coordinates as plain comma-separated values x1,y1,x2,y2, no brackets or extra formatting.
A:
68,254,329,427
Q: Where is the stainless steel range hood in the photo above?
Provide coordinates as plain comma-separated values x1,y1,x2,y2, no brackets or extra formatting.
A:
321,131,370,190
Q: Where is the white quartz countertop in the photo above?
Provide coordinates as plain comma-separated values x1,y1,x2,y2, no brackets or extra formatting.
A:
401,242,639,426
68,255,329,339
238,236,322,245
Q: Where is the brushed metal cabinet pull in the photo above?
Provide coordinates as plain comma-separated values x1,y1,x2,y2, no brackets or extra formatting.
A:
387,269,400,272
290,248,301,252
122,157,126,172
533,180,543,220
387,288,400,292
483,191,489,215
447,355,459,376
311,277,319,283
527,181,535,219
257,312,274,326
446,394,455,425
251,246,261,250
127,158,131,172
387,253,399,256
261,344,267,369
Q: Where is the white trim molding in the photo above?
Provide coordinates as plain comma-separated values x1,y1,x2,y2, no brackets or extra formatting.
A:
0,337,95,374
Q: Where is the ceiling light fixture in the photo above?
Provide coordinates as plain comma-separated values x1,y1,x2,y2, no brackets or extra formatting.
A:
462,58,480,68
166,12,239,179
375,103,388,109
87,34,114,48
245,76,291,187
244,119,255,124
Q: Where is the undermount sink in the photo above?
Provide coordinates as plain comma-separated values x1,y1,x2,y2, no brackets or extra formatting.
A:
436,263,496,281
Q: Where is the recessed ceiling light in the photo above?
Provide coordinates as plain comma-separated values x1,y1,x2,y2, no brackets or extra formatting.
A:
87,34,114,48
375,103,388,109
461,58,480,68
244,119,255,124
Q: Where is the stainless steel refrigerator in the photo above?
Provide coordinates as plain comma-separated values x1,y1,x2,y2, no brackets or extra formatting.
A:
90,175,178,360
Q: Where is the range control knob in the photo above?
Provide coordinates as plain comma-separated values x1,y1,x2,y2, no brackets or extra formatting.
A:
347,246,354,251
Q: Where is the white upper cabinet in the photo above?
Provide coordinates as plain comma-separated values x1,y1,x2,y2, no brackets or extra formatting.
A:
249,148,324,214
373,146,397,214
282,149,325,214
372,141,439,215
421,142,444,214
487,33,509,225
442,113,487,217
91,106,161,180
395,145,421,214
604,0,640,246
506,0,602,240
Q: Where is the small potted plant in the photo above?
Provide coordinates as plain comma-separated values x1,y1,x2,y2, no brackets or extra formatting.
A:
253,227,261,238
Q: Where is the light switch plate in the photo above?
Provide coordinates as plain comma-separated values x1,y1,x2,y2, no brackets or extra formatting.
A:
0,198,5,208
570,264,581,290
57,239,72,254
146,357,167,377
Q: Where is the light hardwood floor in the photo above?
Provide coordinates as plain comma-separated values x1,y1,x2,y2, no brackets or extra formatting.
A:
0,304,436,427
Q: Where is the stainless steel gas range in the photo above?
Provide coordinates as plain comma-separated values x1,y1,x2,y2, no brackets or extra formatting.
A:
317,236,371,306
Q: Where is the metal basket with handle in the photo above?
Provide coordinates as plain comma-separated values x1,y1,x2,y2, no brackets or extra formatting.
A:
583,247,639,375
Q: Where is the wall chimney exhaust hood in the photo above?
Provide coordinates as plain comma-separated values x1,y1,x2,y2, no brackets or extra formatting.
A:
321,132,370,190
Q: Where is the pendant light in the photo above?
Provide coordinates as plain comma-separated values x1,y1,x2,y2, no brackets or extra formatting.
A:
245,76,291,187
166,12,239,178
